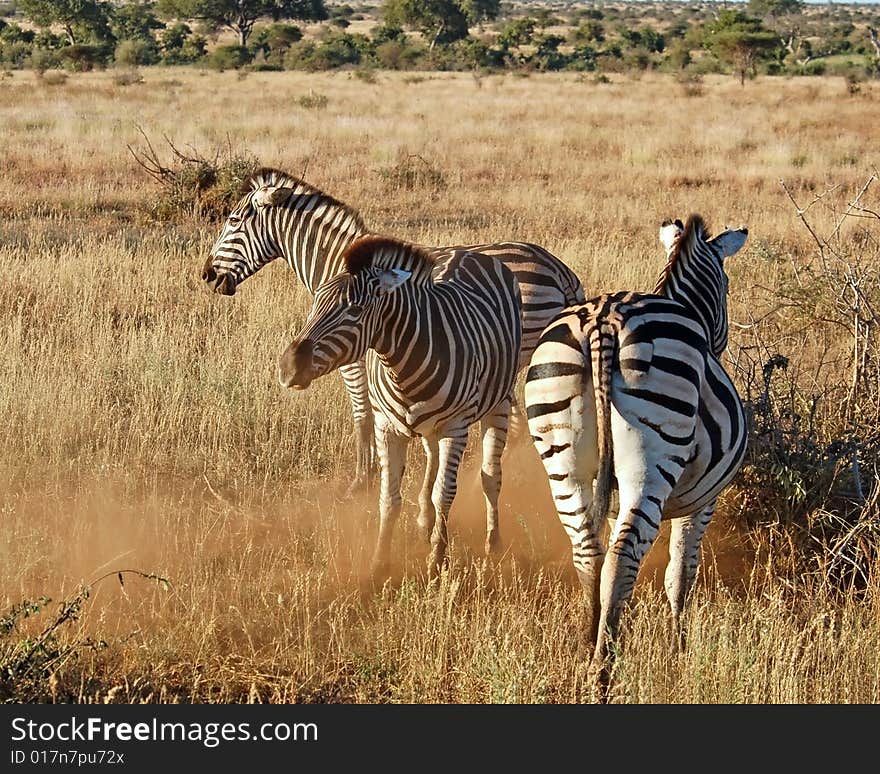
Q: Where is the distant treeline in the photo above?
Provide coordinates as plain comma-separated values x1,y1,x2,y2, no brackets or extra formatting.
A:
0,0,878,79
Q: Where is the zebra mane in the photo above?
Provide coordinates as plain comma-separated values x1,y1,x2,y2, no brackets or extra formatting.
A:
242,167,367,230
343,236,435,282
652,214,710,295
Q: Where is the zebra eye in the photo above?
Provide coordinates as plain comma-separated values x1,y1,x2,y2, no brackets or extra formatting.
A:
228,215,242,227
349,303,363,315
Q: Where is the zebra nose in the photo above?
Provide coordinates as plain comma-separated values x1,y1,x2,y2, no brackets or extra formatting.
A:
215,273,236,296
202,260,217,284
279,339,314,390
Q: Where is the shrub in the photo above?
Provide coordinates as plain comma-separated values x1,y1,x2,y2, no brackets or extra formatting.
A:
375,39,421,70
57,45,104,72
378,153,446,192
206,44,251,71
0,41,31,68
27,48,57,73
40,70,68,85
129,131,260,222
296,91,329,108
113,68,144,86
160,23,206,64
115,38,158,67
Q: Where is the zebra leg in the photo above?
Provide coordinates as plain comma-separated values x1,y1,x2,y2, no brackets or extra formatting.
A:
531,430,604,642
480,396,511,557
665,501,715,653
371,416,409,582
427,431,468,578
591,483,670,696
339,361,375,496
417,436,439,543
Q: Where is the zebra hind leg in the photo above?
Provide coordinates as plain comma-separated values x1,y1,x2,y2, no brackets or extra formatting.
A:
665,502,715,653
531,431,604,643
427,431,469,579
480,397,511,557
591,484,670,699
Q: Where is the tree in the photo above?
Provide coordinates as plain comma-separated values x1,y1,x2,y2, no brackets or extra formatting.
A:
383,0,498,49
706,10,780,85
156,0,327,48
18,0,109,45
497,16,535,50
747,0,803,19
110,3,164,43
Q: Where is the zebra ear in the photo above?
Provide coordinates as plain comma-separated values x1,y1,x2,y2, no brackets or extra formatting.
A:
659,219,683,253
377,268,411,294
252,186,289,208
711,227,749,259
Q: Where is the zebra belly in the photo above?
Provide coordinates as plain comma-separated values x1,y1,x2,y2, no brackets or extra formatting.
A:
366,348,509,438
664,361,747,518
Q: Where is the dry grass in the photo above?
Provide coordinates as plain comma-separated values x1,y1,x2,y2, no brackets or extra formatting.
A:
1,68,879,703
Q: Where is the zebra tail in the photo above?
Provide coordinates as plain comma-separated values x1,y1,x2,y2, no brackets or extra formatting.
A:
589,323,614,521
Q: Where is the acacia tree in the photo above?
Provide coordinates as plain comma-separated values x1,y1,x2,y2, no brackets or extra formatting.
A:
706,9,780,85
156,0,327,48
18,0,109,45
384,0,498,49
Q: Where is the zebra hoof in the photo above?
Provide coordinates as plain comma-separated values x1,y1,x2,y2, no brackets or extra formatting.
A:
416,517,434,544
426,550,446,581
370,560,390,587
587,659,611,704
343,476,371,499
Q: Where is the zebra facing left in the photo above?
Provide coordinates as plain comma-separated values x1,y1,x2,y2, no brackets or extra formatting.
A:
202,168,585,494
524,214,748,693
278,235,522,579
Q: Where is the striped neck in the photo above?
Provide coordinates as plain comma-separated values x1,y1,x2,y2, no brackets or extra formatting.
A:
249,169,369,293
654,216,729,356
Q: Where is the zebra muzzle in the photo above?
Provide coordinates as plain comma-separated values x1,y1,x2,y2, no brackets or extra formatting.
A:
202,258,236,296
278,338,315,390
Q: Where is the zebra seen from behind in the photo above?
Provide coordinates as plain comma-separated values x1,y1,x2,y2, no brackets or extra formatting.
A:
202,168,585,493
524,214,749,694
277,236,522,578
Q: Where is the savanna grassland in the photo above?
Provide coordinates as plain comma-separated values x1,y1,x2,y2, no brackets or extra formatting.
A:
2,67,880,704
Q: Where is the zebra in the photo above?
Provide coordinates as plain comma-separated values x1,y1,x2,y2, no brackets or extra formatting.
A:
277,235,522,578
202,167,585,493
524,214,748,693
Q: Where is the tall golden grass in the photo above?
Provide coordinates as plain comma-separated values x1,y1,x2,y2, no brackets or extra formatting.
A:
1,68,879,703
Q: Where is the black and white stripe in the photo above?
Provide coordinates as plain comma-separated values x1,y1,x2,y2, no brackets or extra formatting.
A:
202,168,585,491
524,214,749,690
278,236,522,577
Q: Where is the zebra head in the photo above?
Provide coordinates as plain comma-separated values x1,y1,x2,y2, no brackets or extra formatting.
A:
202,171,293,296
656,215,748,356
278,267,412,390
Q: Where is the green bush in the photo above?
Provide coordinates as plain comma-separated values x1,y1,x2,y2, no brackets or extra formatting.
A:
57,44,104,72
0,41,31,68
283,32,362,70
206,44,250,71
374,39,422,69
27,48,58,73
160,23,205,64
115,38,159,67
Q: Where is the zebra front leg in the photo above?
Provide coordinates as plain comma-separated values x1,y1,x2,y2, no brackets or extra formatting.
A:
480,397,511,557
339,361,375,496
417,436,439,543
665,502,715,653
371,416,409,583
427,431,468,578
